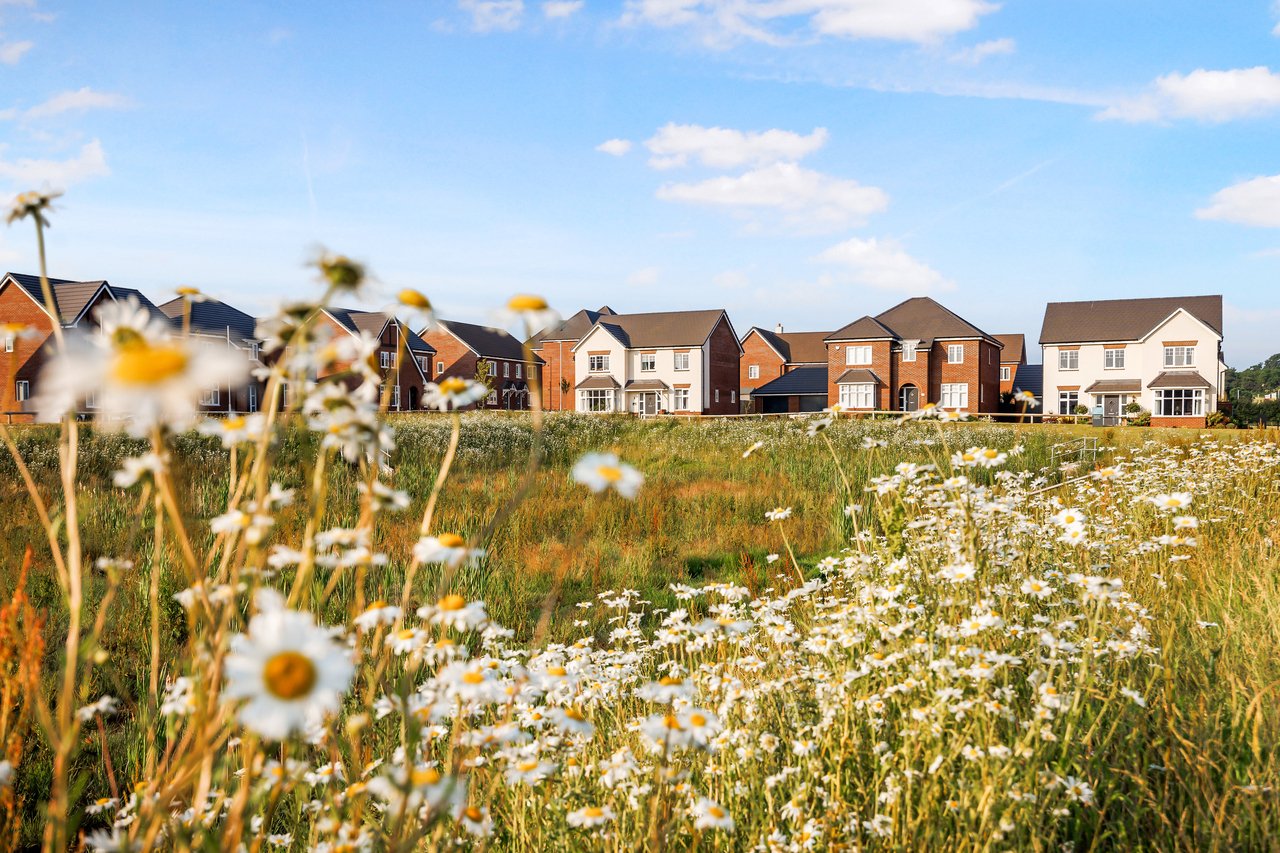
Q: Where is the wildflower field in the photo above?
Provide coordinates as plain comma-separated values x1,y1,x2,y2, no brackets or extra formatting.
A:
2,195,1280,853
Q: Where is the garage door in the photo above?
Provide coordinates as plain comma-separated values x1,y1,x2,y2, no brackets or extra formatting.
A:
761,396,788,414
799,395,827,412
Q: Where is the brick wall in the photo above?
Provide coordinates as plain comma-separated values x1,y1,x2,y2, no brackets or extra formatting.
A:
741,333,785,398
312,315,428,411
1152,416,1207,429
826,340,892,409
895,348,930,411
535,339,575,411
0,280,55,423
707,316,740,415
419,327,480,408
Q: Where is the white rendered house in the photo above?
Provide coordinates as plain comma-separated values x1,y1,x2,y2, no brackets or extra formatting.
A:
1039,295,1225,427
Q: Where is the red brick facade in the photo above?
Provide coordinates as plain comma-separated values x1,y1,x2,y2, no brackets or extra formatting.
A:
534,339,577,411
707,316,741,415
825,337,1002,413
312,314,428,411
740,334,787,397
417,325,538,411
0,279,56,423
1151,416,1207,428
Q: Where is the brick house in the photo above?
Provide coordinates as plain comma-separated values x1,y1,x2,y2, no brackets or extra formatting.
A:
158,296,265,414
306,308,434,411
824,297,1003,414
745,366,829,414
994,334,1026,396
529,306,616,411
1039,295,1224,427
1,272,187,422
739,325,830,412
418,320,541,410
570,309,741,415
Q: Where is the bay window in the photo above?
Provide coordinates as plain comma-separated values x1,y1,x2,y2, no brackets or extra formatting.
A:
1154,388,1203,416
839,383,874,409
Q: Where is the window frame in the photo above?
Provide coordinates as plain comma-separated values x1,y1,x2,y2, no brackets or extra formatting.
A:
1058,350,1079,371
503,362,510,378
748,364,759,380
1058,390,1079,415
199,384,220,406
1154,388,1203,417
947,344,964,364
248,384,258,413
1000,365,1010,382
940,383,969,409
15,380,29,402
838,383,875,409
436,361,445,374
846,345,871,366
1164,346,1195,368
640,353,656,372
580,389,613,412
901,341,916,362
85,389,101,410
673,388,690,411
588,354,610,372
4,335,12,353
1103,348,1125,370
673,352,690,371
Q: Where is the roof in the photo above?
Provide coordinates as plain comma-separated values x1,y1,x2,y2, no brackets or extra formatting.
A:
435,320,536,362
833,368,883,385
875,297,1000,346
1011,363,1043,396
747,328,831,364
1039,295,1223,345
575,374,620,390
327,308,436,354
825,315,897,342
576,309,734,351
995,334,1025,363
3,272,175,327
158,296,258,342
531,306,618,345
1148,371,1212,389
749,366,828,397
624,378,670,391
1083,378,1142,394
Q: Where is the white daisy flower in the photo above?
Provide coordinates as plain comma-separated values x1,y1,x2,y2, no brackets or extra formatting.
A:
571,452,644,499
412,534,485,568
422,377,490,411
353,600,402,631
1150,492,1194,511
567,805,615,828
692,797,735,831
223,593,354,740
417,595,489,631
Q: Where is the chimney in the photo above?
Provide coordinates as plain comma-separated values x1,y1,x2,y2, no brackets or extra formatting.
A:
775,323,784,333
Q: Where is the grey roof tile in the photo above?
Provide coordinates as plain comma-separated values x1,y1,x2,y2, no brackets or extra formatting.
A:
1040,296,1222,345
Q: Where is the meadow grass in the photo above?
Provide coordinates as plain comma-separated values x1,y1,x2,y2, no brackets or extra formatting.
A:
3,413,1279,851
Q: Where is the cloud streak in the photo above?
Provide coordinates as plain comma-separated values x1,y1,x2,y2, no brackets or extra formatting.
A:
0,139,111,188
644,123,828,169
1197,174,1280,228
818,237,956,294
1098,67,1280,123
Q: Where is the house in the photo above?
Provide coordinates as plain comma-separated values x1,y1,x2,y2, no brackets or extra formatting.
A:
158,296,264,414
994,334,1027,396
746,366,829,414
418,320,541,410
1039,295,1224,427
529,306,617,411
1011,363,1043,410
739,325,830,412
1,272,183,421
307,308,434,411
824,297,1003,413
569,309,741,415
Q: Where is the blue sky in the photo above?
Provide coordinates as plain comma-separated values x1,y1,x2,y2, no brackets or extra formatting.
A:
2,0,1279,364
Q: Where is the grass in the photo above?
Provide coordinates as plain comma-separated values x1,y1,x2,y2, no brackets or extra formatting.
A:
2,412,1278,851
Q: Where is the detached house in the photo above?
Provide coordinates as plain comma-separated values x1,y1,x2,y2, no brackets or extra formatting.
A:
418,320,541,410
739,325,831,412
824,297,1003,413
306,308,434,411
994,334,1027,395
570,309,741,415
530,306,617,411
1039,295,1224,427
158,296,264,414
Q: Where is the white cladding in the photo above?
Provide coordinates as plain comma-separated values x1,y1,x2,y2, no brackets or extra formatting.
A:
573,324,705,413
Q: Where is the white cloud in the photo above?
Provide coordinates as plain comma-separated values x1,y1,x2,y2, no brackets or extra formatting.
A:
1098,67,1280,123
656,161,888,229
18,87,132,120
627,266,660,285
714,269,750,289
949,37,1014,64
1196,174,1280,228
817,237,956,295
644,123,828,169
0,40,33,65
543,0,584,18
596,138,632,156
461,0,524,32
619,0,998,46
0,139,110,188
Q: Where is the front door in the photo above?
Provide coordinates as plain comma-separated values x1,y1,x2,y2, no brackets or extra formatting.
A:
644,393,657,415
1104,395,1119,426
899,384,919,411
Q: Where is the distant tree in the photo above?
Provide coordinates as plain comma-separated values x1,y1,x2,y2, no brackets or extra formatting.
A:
1225,352,1280,400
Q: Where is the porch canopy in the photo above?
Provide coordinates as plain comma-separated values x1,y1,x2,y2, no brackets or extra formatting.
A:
1147,371,1211,389
1083,379,1141,394
624,379,670,391
575,375,620,390
833,368,883,386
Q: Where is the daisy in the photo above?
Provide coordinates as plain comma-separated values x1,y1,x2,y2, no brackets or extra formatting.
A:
765,507,792,521
8,188,61,226
567,805,615,828
223,593,354,739
692,798,735,831
1051,507,1086,527
1173,516,1199,530
498,294,560,334
1058,524,1088,547
743,440,764,458
422,377,490,411
572,452,644,499
112,453,164,488
417,595,488,631
397,289,436,331
412,534,485,568
353,601,401,631
1021,577,1054,599
1120,687,1146,707
457,805,494,837
1150,492,1194,511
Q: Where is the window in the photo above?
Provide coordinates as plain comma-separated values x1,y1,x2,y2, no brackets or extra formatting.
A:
4,335,12,353
988,348,992,364
714,389,719,403
940,383,968,408
731,390,736,404
417,356,428,372
200,384,220,406
902,342,916,362
581,389,613,412
673,388,689,410
15,380,29,402
249,342,259,361
640,353,656,371
588,354,609,372
516,364,522,379
380,351,396,369
392,385,401,409
486,389,498,405
437,362,445,374
503,362,510,378
85,390,101,409
1000,366,1010,382
1155,388,1203,416
248,385,257,413
1104,349,1125,369
674,352,689,371
1164,346,1195,368
839,384,875,409
846,346,871,365
1058,391,1078,415
1058,350,1079,371
947,344,964,364
748,365,759,379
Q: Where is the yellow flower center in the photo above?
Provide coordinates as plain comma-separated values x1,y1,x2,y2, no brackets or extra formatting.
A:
689,713,707,727
507,294,548,311
96,798,112,806
710,807,725,818
518,761,538,772
659,676,682,686
225,416,246,430
112,344,188,386
983,449,998,459
438,377,468,394
1030,583,1042,592
547,666,567,676
1044,686,1058,695
462,671,485,685
663,714,683,730
397,629,417,640
399,289,432,309
176,286,201,296
963,453,975,462
438,593,467,610
584,806,604,818
598,465,623,482
262,651,317,700
565,708,586,722
464,807,484,822
435,638,454,648
367,600,388,611
437,534,467,549
872,653,885,660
